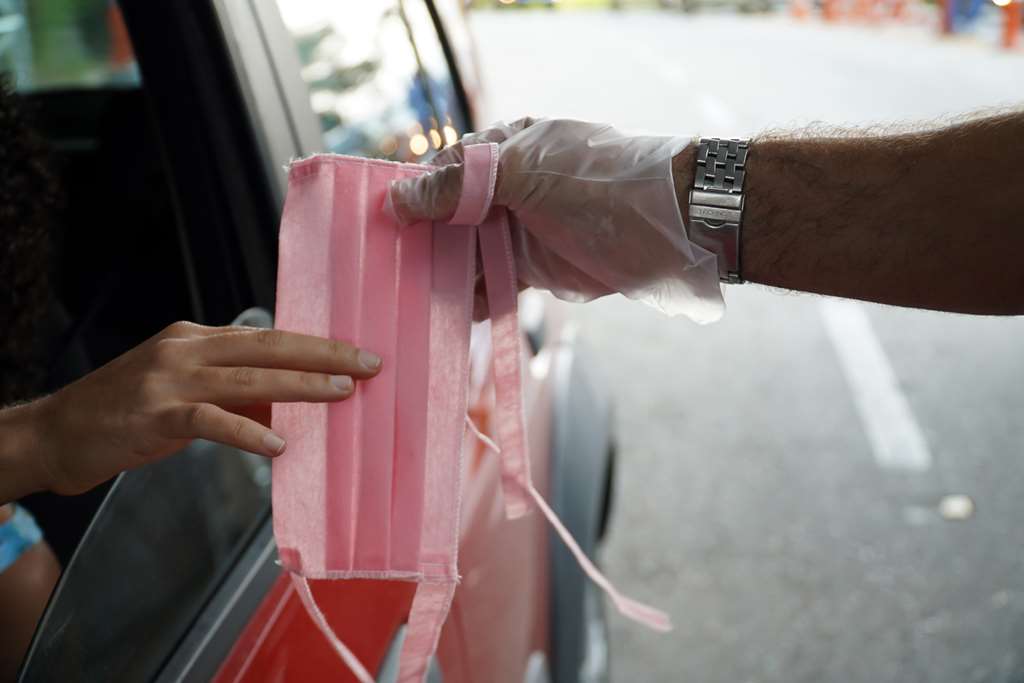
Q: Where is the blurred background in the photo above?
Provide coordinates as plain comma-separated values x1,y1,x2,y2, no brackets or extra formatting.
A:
459,1,1024,682
2,0,1023,681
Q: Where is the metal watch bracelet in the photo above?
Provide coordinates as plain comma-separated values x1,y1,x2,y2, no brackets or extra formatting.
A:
688,137,749,284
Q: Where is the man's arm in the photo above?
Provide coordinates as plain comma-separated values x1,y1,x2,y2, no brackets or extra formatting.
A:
390,113,1023,319
676,112,1024,315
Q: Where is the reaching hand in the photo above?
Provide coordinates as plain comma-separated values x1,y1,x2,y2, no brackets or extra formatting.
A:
19,322,382,496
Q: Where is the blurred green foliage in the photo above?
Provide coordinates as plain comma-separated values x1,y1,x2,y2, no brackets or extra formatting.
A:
27,0,110,85
0,0,125,88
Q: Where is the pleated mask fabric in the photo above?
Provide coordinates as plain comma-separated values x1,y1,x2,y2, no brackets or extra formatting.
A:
272,144,670,683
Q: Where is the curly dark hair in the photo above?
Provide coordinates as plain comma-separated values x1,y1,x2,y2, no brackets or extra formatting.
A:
0,76,58,404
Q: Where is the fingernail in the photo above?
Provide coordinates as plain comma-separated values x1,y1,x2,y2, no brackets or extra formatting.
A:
331,375,354,393
263,432,286,456
358,349,382,371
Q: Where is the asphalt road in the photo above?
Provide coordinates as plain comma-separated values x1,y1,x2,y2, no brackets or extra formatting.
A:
468,10,1024,683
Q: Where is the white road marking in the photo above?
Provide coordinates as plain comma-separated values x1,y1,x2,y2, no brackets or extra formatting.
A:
819,299,933,471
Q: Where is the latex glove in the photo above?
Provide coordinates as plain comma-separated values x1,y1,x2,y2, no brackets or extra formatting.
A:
387,117,724,323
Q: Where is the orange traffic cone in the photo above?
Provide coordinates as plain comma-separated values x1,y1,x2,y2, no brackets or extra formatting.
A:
1002,0,1021,49
939,0,955,34
822,0,841,20
791,0,812,19
107,2,134,70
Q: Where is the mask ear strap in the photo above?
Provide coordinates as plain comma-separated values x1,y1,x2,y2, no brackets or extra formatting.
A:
396,192,478,683
458,139,672,633
289,572,376,683
464,414,672,633
395,582,457,682
448,142,498,227
478,208,533,518
451,143,533,518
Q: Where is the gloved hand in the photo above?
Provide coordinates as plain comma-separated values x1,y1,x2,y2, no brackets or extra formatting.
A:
386,117,724,323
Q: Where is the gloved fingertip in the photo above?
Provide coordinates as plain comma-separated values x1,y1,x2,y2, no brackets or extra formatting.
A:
385,163,465,225
384,178,426,226
382,181,404,224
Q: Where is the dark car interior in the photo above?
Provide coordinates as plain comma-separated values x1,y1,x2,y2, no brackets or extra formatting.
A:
11,1,290,678
15,78,277,681
11,0,486,680
16,0,283,566
19,86,199,566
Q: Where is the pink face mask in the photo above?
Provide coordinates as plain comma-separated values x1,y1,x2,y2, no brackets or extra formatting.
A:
273,144,669,683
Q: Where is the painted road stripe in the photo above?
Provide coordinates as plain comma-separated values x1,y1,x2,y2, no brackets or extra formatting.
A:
819,299,932,471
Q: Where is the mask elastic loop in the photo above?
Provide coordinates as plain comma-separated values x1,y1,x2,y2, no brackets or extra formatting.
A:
460,139,670,632
290,573,376,683
457,142,534,519
448,142,499,227
464,414,672,633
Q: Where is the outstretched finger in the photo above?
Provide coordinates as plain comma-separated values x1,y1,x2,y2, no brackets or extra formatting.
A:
197,328,382,378
169,402,288,458
188,366,356,405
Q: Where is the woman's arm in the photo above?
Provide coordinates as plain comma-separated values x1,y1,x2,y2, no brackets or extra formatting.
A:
1,321,383,505
0,405,48,505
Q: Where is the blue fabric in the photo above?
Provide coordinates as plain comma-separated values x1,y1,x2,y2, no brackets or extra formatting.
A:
0,504,43,574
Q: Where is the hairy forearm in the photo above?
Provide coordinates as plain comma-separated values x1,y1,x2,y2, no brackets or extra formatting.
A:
676,112,1024,314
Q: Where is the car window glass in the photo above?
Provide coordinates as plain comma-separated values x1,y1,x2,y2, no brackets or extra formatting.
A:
4,3,271,678
399,0,470,146
275,0,464,161
0,0,141,92
19,446,270,682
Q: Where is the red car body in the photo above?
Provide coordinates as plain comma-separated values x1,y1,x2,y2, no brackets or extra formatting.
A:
215,321,559,682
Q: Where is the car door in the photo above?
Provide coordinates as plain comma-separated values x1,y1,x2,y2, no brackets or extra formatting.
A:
229,6,565,682
11,1,281,680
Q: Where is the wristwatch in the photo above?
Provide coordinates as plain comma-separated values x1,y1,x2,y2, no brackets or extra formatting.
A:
688,138,749,284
